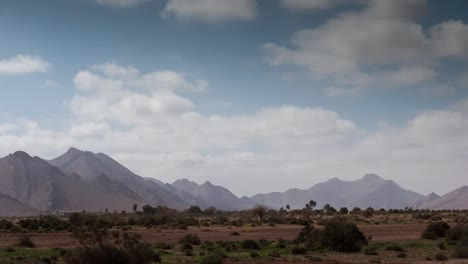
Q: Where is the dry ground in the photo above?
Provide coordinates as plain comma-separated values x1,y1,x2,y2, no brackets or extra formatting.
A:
2,224,467,263
0,223,426,248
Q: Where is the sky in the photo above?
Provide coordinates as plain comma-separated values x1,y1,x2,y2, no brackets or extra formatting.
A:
1,0,468,197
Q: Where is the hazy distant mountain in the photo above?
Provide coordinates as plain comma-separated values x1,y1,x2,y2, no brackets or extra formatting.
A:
145,178,211,209
417,186,468,210
0,150,144,212
251,174,424,210
1,148,467,216
0,151,77,212
49,148,190,209
415,192,441,208
172,179,255,210
0,193,36,217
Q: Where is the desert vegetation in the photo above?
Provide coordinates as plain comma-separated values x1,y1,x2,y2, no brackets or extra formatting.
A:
1,203,468,263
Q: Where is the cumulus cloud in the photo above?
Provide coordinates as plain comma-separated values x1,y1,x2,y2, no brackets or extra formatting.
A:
161,0,257,23
1,63,467,196
0,55,49,75
70,63,204,125
431,20,468,58
265,0,468,96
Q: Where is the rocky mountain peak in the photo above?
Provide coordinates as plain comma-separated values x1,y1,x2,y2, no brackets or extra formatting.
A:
427,192,440,199
362,173,384,181
12,151,32,160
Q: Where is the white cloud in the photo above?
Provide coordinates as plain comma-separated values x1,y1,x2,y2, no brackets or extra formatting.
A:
0,124,18,134
161,0,257,23
94,0,151,8
281,0,362,11
0,55,49,75
324,86,365,97
70,122,110,138
265,0,468,96
431,20,468,58
459,72,468,88
44,80,59,88
70,63,201,125
1,63,468,196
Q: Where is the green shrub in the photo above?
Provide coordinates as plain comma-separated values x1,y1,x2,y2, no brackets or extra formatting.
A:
421,221,450,239
5,247,16,253
434,252,448,260
40,256,52,264
240,240,260,250
154,242,172,250
0,219,14,230
258,239,271,247
65,227,161,264
320,217,367,252
397,252,407,258
199,254,224,264
17,235,35,248
308,256,323,261
453,245,468,258
438,242,446,250
446,225,468,241
276,241,287,249
421,230,438,240
364,246,378,255
291,245,307,255
268,250,281,258
295,224,321,250
250,251,259,259
178,234,201,245
385,244,404,252
181,243,193,251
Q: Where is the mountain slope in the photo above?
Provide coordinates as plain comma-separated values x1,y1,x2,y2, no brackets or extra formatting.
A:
49,148,190,209
0,193,36,217
417,186,468,209
3,148,466,214
0,151,142,212
172,179,255,210
356,180,424,209
415,192,441,208
146,178,211,209
0,151,72,212
251,174,424,209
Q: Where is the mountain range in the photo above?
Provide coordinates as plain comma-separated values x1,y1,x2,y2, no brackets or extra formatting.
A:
0,148,466,216
251,174,424,210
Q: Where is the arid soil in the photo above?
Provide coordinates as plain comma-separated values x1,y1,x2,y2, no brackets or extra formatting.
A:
0,224,426,248
359,224,426,241
226,260,468,264
225,261,342,264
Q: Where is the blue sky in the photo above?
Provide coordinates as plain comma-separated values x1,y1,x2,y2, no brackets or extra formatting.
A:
1,0,468,196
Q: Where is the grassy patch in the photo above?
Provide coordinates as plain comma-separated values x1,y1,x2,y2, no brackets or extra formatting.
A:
0,247,61,263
